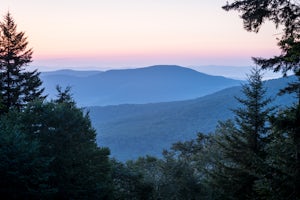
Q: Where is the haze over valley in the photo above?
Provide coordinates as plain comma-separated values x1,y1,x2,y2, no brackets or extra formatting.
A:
40,65,296,161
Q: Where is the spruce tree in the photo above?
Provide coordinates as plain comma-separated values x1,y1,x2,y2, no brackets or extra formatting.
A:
19,88,112,199
0,111,54,199
0,12,44,114
222,0,300,100
223,2,300,198
255,104,300,199
222,0,300,76
211,68,273,199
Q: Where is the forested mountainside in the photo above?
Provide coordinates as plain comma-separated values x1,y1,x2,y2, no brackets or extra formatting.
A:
89,76,297,161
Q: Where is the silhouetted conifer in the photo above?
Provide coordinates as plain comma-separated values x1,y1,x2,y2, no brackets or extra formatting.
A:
223,0,300,98
0,12,44,114
211,68,273,199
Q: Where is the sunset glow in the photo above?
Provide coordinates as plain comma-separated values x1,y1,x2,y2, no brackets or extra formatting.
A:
0,0,281,70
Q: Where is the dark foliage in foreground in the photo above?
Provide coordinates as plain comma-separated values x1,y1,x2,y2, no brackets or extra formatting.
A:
0,89,112,199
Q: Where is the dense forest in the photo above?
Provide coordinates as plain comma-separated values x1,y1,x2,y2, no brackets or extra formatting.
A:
0,0,299,199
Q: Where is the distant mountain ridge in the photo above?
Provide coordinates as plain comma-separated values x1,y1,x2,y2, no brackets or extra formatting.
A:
40,65,242,106
88,76,297,161
41,69,102,77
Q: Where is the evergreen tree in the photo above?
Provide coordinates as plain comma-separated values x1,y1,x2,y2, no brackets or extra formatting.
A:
256,103,300,199
0,12,44,114
223,2,300,198
0,111,54,199
210,68,273,199
223,0,300,97
223,0,299,74
18,88,112,199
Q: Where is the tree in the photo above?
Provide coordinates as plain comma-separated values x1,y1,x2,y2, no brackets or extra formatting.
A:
0,111,54,199
210,68,273,199
254,104,300,199
124,134,213,200
165,133,215,199
0,86,112,199
0,12,44,114
158,150,203,200
223,0,300,75
223,2,300,198
18,89,112,199
223,0,300,99
111,159,154,200
55,85,74,104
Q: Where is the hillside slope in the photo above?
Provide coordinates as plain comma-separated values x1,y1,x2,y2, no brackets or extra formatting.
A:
89,76,297,161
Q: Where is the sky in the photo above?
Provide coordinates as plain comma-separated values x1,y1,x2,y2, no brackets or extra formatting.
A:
0,0,282,71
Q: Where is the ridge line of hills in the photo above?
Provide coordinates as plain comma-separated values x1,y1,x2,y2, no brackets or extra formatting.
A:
40,65,243,106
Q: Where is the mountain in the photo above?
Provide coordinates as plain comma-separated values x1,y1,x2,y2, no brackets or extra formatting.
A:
88,76,297,161
40,65,242,106
41,69,102,77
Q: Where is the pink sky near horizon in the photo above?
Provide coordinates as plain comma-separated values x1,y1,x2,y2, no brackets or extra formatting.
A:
0,0,281,70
